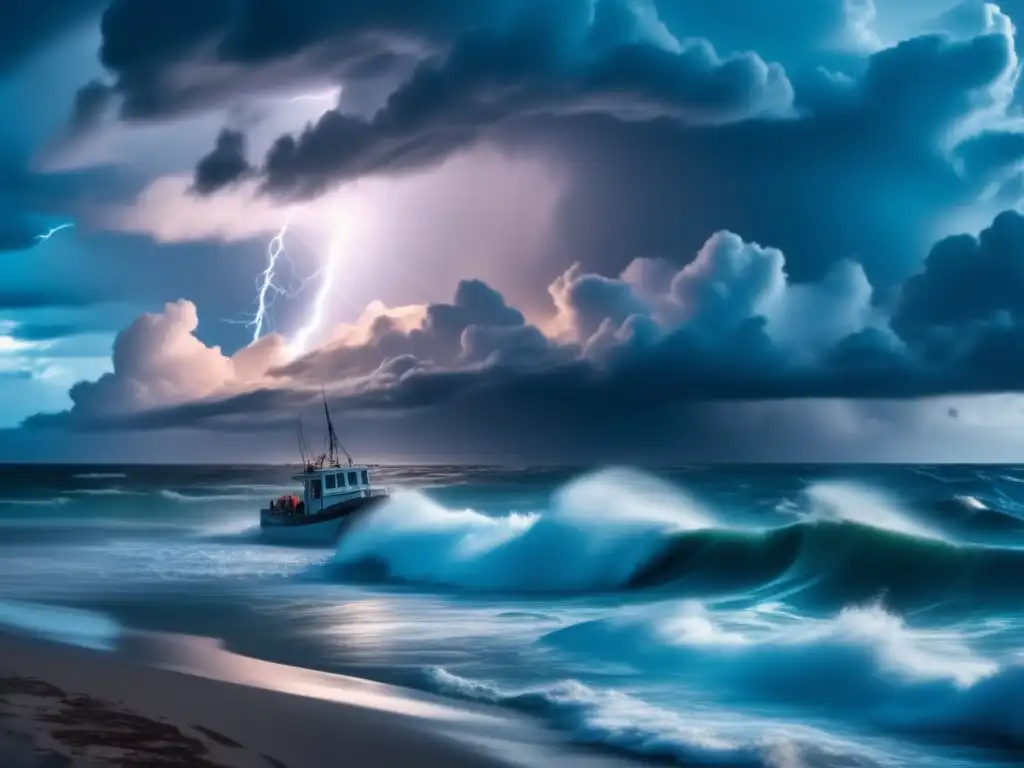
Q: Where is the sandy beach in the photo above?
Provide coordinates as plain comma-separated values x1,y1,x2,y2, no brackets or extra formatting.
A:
0,629,625,768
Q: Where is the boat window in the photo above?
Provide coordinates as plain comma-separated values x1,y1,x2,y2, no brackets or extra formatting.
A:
309,479,322,500
361,470,369,485
325,474,337,490
336,472,346,488
348,471,358,486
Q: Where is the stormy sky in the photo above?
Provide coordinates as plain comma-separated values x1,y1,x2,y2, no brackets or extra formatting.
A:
5,0,1024,463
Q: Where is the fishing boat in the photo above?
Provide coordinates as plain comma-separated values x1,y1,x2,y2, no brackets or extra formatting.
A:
259,393,389,545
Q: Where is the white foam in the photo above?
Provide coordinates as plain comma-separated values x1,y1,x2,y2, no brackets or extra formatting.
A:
806,604,997,688
158,490,258,503
655,601,750,647
801,481,944,541
425,668,894,768
550,601,999,692
70,488,144,497
953,495,988,511
0,497,71,507
334,468,715,592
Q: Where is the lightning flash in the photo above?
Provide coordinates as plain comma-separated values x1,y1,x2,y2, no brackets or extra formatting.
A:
34,223,74,243
249,217,292,342
288,234,341,357
248,213,340,355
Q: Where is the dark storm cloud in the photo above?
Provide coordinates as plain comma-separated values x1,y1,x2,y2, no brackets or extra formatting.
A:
24,387,306,433
67,80,116,138
7,324,81,342
254,27,788,197
0,0,106,74
90,0,525,120
84,0,884,123
529,27,1019,289
0,217,40,253
191,130,254,194
29,211,1024,436
0,291,99,310
187,14,1017,294
20,0,1024,462
195,1,791,197
73,0,1022,294
893,209,1024,338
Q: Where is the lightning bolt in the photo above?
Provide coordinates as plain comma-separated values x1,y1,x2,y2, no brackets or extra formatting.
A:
249,216,292,342
288,234,341,357
244,214,337,346
34,223,74,243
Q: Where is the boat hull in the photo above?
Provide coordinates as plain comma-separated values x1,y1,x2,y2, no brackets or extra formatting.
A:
259,494,386,546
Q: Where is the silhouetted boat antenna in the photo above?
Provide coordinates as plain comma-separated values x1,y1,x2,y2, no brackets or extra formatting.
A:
297,418,310,468
322,385,353,467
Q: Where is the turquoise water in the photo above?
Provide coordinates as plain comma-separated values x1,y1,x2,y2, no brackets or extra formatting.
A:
1,464,1022,767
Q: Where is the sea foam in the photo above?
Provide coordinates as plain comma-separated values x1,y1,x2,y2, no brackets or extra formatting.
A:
334,468,715,592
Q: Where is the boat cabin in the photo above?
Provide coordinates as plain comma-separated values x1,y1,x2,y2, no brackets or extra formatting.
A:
284,465,380,514
264,391,388,519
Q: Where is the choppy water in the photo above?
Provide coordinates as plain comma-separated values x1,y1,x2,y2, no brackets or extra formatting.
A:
1,464,1023,767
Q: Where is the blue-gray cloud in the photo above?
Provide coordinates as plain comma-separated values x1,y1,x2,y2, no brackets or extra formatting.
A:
87,0,527,120
10,0,1024,461
653,0,880,67
191,129,254,194
0,290,98,310
251,11,790,199
179,9,1018,298
181,0,793,198
26,211,1024,436
6,323,82,342
58,1,1024,295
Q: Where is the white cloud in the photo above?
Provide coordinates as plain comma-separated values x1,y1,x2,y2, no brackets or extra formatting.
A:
66,300,287,417
548,231,877,359
106,174,295,244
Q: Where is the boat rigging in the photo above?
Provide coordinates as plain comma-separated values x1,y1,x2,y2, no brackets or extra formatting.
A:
260,388,389,544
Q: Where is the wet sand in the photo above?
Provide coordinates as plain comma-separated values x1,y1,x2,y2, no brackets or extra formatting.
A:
0,630,621,768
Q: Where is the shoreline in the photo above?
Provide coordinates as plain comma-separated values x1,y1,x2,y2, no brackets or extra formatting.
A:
0,628,635,768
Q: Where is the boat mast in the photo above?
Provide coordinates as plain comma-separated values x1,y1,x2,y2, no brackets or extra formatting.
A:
322,386,353,467
297,418,312,471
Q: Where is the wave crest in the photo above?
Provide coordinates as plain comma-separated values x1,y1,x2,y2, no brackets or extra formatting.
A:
333,468,715,593
422,667,894,767
542,601,1024,751
327,470,1024,610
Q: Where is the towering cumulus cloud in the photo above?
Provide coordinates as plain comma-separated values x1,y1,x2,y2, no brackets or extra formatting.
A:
27,212,1024,445
8,0,1024,460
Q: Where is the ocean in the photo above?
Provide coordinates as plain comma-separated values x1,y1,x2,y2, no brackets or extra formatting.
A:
0,463,1022,767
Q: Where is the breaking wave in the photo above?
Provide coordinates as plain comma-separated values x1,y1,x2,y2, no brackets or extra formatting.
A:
334,468,715,593
420,601,1024,763
542,600,1024,752
422,667,900,767
330,470,1024,611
